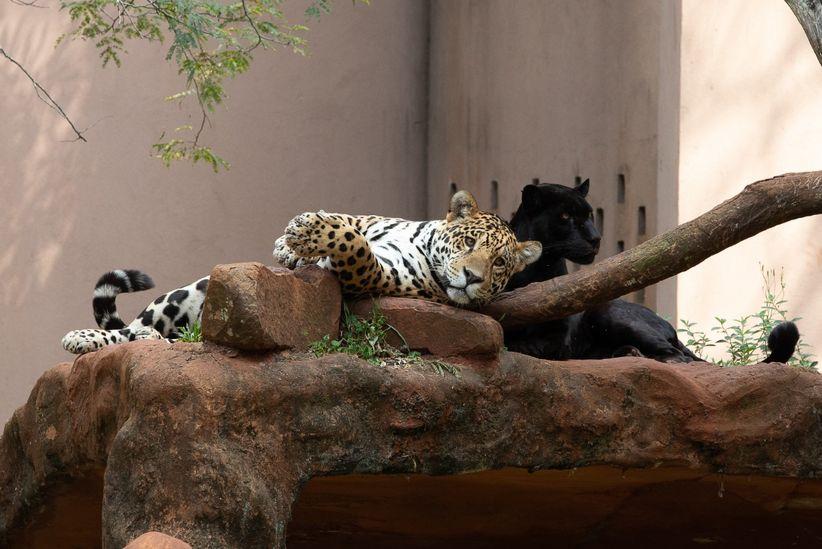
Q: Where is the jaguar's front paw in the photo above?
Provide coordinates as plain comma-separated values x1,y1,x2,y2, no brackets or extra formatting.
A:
273,234,300,268
274,236,320,269
283,211,332,257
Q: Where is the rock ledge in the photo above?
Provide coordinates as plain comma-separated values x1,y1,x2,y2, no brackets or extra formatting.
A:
1,342,821,547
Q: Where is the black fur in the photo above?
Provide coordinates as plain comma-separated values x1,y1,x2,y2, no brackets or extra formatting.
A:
763,321,799,363
505,180,798,364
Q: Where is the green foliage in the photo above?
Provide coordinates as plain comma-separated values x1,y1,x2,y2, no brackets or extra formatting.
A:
677,319,713,358
309,304,391,363
678,267,817,369
177,320,203,342
57,0,367,170
310,304,460,377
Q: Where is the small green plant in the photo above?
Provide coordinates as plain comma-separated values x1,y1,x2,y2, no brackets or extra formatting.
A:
678,267,817,369
310,304,460,377
309,304,392,363
177,320,203,343
678,319,714,358
428,359,461,377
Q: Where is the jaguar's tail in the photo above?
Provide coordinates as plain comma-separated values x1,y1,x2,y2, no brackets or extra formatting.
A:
763,321,800,364
92,270,155,329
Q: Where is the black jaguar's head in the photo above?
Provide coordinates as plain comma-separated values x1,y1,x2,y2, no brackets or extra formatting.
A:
510,179,601,264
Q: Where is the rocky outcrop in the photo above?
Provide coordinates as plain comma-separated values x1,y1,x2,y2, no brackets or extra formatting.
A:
349,297,503,357
201,263,341,351
2,341,821,547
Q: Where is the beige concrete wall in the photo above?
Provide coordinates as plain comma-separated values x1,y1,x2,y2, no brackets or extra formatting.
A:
426,0,680,311
3,0,819,427
0,2,429,424
426,0,820,361
677,0,822,360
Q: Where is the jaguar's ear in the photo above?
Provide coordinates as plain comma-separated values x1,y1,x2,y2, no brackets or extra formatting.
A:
521,184,543,212
447,190,479,222
522,183,542,203
575,178,590,198
514,240,542,270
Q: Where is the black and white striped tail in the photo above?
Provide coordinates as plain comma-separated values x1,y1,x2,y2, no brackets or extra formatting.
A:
93,270,155,329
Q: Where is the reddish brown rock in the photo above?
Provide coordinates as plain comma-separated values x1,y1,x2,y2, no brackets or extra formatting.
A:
349,297,503,356
201,262,341,351
1,342,821,548
125,532,192,549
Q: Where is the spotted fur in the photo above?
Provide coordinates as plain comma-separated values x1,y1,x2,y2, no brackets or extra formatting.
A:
62,191,540,355
274,191,541,306
61,273,209,354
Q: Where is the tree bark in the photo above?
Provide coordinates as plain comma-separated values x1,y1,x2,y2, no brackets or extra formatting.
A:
786,0,822,67
482,172,822,329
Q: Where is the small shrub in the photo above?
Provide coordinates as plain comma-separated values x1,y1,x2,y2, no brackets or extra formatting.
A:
310,304,460,377
678,267,817,369
177,321,203,343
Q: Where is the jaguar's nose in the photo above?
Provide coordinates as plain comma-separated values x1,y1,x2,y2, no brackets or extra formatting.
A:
463,267,484,286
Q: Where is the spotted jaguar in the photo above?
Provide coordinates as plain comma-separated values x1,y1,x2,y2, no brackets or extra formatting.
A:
62,191,541,354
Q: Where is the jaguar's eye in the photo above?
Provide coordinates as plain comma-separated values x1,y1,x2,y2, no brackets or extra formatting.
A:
465,236,476,247
493,257,506,268
560,212,571,220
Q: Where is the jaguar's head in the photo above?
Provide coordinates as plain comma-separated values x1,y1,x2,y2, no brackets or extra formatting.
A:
512,179,601,264
433,191,542,306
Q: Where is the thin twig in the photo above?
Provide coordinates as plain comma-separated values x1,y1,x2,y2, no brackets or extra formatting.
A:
0,46,87,142
181,51,210,147
241,0,265,51
8,0,46,7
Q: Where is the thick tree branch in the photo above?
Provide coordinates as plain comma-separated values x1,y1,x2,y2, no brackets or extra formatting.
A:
482,172,822,329
786,0,822,66
0,46,87,142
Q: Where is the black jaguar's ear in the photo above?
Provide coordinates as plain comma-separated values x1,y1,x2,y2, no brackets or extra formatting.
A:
521,184,543,211
575,178,590,197
447,190,479,222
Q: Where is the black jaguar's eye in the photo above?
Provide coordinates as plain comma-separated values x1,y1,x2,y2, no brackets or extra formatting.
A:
560,212,570,220
493,257,506,268
465,236,476,247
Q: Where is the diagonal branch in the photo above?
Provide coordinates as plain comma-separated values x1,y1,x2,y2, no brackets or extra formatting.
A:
481,172,822,328
0,46,87,142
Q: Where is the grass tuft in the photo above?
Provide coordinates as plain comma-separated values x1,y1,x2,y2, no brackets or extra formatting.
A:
310,304,460,377
177,320,203,343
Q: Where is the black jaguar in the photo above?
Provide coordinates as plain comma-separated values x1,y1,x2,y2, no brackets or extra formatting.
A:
504,179,799,364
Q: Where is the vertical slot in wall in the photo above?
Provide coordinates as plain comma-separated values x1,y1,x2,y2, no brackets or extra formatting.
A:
617,174,626,204
638,206,646,236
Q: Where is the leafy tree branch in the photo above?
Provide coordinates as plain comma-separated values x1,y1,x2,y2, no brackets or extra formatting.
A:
4,0,362,170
